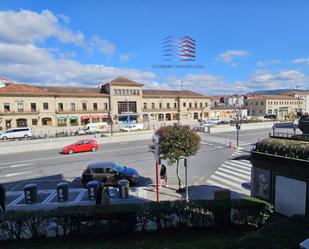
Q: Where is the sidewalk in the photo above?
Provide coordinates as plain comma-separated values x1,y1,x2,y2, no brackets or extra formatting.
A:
5,184,248,211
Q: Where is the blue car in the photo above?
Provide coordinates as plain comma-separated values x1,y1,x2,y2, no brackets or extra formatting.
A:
81,161,139,186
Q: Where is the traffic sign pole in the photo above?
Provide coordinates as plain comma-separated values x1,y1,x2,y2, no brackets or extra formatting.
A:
156,160,159,203
184,158,189,202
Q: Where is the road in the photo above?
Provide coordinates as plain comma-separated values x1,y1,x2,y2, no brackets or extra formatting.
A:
0,128,273,195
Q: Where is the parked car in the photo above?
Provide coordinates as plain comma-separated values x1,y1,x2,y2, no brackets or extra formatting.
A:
200,121,214,127
120,123,143,132
0,127,32,140
81,161,139,186
62,139,99,154
77,122,108,135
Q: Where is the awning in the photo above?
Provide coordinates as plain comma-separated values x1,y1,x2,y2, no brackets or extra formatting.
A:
69,116,78,120
57,116,67,120
91,115,100,119
80,116,90,120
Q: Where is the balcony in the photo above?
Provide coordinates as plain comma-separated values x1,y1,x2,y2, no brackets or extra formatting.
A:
56,109,108,114
142,108,177,112
187,107,205,111
0,110,39,116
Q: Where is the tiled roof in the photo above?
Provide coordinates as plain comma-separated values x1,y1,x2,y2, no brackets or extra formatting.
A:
107,76,144,87
0,83,107,97
245,95,301,100
143,89,207,98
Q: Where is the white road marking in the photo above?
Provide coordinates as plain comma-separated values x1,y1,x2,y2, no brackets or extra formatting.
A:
10,163,34,168
4,172,31,178
221,164,251,175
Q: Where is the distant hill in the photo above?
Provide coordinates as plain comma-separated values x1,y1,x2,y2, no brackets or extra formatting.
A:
247,89,301,95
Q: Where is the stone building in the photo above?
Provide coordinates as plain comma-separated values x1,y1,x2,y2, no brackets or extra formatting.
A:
244,95,304,119
0,76,210,134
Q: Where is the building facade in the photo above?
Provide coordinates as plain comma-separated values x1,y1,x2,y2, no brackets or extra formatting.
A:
244,95,304,119
0,77,210,133
284,91,309,114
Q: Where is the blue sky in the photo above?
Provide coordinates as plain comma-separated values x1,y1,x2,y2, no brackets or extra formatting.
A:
0,0,308,95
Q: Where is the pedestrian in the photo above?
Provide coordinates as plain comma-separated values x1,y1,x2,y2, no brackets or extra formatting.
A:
160,164,168,187
0,184,6,212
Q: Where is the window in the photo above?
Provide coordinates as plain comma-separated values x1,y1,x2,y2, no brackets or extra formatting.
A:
167,103,170,109
117,101,137,114
42,117,52,126
58,103,63,111
4,103,10,112
158,113,164,121
133,90,136,95
189,102,192,108
126,89,129,95
17,102,24,112
43,102,49,110
16,118,27,127
159,102,162,109
31,103,36,111
93,103,98,111
152,103,155,109
82,103,87,111
174,102,177,109
143,103,147,109
114,89,117,95
261,101,264,105
137,90,140,95
195,102,197,108
130,90,133,95
70,103,76,111
122,89,125,95
32,119,38,125
104,103,108,110
200,103,203,108
165,113,171,121
183,102,186,107
205,102,208,107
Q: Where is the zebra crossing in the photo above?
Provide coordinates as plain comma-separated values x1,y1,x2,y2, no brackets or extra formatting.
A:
206,150,252,195
201,135,255,150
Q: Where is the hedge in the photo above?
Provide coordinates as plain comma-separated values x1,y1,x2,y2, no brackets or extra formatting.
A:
229,215,309,249
254,138,309,160
0,197,271,241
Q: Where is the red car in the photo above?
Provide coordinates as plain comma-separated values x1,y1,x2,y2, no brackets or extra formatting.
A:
62,139,99,154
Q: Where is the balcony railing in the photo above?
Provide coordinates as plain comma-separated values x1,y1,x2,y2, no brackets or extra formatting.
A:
56,109,108,114
142,108,177,112
0,110,39,115
187,107,204,111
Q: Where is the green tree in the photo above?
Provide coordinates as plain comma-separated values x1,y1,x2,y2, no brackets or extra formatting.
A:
155,125,201,190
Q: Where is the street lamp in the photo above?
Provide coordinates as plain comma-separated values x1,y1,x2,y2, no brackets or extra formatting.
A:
108,111,113,136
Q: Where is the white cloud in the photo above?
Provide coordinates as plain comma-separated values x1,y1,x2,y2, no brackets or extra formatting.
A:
292,57,309,65
256,60,280,67
91,36,116,56
119,54,131,62
216,50,249,65
0,9,85,46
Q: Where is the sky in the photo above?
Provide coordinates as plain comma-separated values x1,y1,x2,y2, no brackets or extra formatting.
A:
0,0,309,95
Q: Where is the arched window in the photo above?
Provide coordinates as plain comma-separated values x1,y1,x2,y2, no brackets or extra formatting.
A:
42,117,52,126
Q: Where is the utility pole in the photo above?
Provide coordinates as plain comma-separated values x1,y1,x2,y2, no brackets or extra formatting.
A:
184,158,189,202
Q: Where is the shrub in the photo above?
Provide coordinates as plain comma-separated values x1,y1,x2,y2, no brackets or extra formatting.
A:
0,198,271,241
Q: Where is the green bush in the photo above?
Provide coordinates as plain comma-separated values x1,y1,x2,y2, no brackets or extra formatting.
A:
230,215,309,249
0,198,271,241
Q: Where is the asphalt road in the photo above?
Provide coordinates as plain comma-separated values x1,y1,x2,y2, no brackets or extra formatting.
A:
0,128,274,192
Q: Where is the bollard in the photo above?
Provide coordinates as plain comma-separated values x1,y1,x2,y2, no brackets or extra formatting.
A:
118,179,129,198
24,184,37,204
56,182,69,202
87,181,100,200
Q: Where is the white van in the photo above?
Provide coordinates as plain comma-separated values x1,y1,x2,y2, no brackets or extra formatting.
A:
78,122,108,135
0,127,33,140
120,123,144,132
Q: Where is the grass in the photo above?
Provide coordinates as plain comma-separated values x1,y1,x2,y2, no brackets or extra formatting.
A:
1,228,247,249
